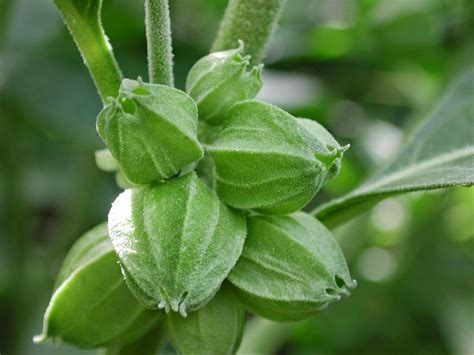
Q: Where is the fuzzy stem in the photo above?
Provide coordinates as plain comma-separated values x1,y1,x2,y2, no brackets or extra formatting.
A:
211,0,286,65
54,0,123,104
145,0,174,86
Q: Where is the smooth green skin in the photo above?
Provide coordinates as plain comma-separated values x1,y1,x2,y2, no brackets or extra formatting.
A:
207,100,346,214
228,212,355,322
35,224,161,348
97,79,203,185
186,43,262,126
108,173,247,316
53,0,122,103
167,283,245,355
212,0,287,66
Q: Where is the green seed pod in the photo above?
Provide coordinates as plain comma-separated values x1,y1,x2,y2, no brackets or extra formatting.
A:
186,41,263,125
97,78,204,185
108,173,247,316
207,100,348,214
228,212,356,322
34,224,161,348
167,283,245,355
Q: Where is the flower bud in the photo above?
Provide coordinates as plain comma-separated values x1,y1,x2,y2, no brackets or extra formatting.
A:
97,78,204,185
108,173,247,317
186,41,263,125
228,212,356,322
207,100,348,214
34,224,161,348
167,283,245,355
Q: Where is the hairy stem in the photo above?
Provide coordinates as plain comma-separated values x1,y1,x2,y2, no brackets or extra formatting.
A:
237,317,294,355
54,0,123,103
145,0,174,86
212,0,286,65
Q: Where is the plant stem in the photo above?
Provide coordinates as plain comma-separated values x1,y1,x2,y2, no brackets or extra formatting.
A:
212,0,286,65
54,0,123,103
237,317,294,355
145,0,174,86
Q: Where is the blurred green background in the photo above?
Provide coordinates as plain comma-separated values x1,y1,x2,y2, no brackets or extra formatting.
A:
0,0,473,354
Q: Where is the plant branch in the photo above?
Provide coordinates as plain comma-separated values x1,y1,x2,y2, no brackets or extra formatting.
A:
54,0,123,103
145,0,174,86
212,0,286,65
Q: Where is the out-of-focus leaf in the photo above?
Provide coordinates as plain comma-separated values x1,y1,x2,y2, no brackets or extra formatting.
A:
309,25,355,59
313,67,474,227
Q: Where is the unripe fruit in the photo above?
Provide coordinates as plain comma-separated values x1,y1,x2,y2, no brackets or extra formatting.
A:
228,212,356,322
35,224,161,348
97,78,203,185
186,42,262,126
108,173,247,316
207,100,348,214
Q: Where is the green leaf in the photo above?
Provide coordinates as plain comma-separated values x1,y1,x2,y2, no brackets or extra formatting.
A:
97,78,203,185
207,100,346,214
228,212,355,322
186,42,262,126
35,224,161,348
108,173,247,316
313,67,474,227
167,283,245,355
53,0,123,102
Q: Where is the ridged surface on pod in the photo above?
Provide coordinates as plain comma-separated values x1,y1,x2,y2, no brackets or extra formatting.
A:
186,42,262,125
297,117,348,182
35,224,161,348
228,212,356,322
207,100,347,214
97,79,203,185
167,283,245,355
108,173,247,316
